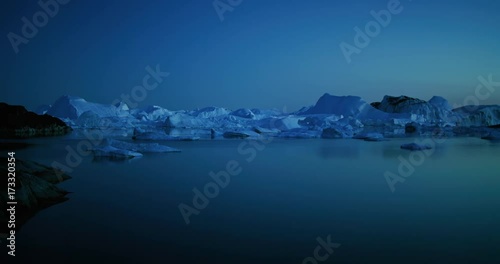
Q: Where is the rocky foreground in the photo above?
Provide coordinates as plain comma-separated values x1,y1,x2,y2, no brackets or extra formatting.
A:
0,159,71,236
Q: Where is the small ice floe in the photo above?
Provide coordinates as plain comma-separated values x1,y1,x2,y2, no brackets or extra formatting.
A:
400,143,432,151
105,139,180,153
91,139,181,160
92,145,143,159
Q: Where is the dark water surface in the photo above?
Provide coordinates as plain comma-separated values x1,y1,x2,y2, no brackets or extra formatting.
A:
10,136,500,263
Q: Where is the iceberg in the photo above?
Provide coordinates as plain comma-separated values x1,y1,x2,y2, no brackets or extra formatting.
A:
303,93,413,124
32,93,500,141
454,105,500,127
372,95,458,124
46,95,127,120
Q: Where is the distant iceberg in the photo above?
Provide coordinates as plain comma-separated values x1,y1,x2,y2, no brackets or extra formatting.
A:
34,93,499,141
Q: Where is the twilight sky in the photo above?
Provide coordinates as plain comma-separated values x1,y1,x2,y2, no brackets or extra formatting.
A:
1,0,500,111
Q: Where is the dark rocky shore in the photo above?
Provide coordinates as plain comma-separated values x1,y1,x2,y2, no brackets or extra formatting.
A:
0,102,71,138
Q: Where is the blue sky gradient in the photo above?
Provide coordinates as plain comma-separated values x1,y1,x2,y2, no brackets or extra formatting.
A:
2,0,500,111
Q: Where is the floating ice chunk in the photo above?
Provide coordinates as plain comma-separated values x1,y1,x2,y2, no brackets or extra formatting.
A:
92,145,143,159
104,139,180,153
400,143,432,151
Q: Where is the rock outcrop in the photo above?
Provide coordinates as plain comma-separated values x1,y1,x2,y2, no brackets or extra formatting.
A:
0,159,71,236
0,103,71,138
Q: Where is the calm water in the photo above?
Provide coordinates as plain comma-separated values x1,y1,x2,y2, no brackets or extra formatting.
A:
11,136,500,263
